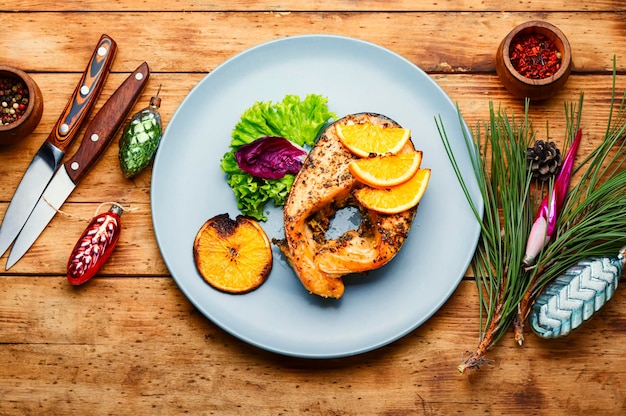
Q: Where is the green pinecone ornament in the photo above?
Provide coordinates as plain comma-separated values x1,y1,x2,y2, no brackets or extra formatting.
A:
118,88,162,178
526,140,562,181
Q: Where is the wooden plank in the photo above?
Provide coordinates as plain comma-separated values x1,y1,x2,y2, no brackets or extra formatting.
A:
1,73,622,202
1,72,623,275
1,12,625,73
2,4,626,415
9,0,626,12
0,203,167,276
1,277,625,414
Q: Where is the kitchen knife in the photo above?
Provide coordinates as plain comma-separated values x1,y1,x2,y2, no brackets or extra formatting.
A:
0,34,117,259
5,62,150,270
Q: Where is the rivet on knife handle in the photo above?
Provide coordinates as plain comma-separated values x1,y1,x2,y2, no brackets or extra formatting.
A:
48,34,117,152
64,62,150,185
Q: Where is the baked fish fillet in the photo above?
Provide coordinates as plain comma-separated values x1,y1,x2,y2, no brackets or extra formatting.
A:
274,113,418,298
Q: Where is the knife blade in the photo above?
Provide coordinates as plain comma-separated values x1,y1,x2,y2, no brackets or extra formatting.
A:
5,62,150,270
0,34,117,258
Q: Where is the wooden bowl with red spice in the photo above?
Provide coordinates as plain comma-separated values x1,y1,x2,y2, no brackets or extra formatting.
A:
496,21,572,101
0,65,44,145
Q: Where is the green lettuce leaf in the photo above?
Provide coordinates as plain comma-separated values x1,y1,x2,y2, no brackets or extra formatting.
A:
221,94,335,221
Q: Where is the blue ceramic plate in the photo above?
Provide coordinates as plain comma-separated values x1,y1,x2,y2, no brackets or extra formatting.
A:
151,35,482,358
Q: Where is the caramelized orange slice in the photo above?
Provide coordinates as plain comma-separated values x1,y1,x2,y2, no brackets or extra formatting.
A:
193,213,272,293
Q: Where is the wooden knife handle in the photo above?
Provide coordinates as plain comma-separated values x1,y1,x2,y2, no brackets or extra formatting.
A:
47,34,117,152
65,62,150,184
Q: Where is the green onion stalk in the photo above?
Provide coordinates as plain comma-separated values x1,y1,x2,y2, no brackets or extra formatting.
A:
438,62,626,373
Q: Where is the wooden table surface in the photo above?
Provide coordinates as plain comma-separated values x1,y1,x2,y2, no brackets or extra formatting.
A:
2,2,626,414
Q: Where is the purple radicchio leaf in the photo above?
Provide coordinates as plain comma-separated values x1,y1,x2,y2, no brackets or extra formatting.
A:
235,136,307,179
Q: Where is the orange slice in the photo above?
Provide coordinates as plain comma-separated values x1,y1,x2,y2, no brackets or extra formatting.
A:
354,168,431,214
336,122,411,157
349,151,422,188
193,213,272,293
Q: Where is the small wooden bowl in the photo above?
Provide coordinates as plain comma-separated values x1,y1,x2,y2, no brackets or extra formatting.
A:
496,21,572,101
0,65,44,145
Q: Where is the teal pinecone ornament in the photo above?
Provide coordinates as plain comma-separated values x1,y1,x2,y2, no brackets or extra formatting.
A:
530,247,626,338
118,88,162,178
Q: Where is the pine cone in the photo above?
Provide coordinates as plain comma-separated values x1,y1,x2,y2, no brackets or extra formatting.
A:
527,140,562,181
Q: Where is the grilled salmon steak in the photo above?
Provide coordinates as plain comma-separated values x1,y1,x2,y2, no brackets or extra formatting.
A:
274,113,418,298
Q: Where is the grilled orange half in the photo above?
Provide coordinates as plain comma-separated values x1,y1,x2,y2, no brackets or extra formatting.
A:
193,213,272,293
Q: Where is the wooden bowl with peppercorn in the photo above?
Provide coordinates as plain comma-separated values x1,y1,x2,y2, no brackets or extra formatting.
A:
496,21,572,101
0,65,43,145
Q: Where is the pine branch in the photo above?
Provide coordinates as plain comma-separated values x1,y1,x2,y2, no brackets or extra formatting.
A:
518,67,626,335
439,59,626,371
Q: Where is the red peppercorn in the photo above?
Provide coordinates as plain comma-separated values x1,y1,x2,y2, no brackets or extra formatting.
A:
509,33,562,79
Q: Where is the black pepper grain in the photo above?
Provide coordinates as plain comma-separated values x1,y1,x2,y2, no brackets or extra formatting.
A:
0,77,29,125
